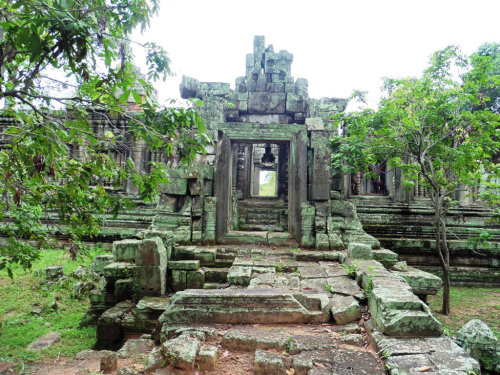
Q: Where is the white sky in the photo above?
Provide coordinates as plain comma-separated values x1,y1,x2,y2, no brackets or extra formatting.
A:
132,0,500,109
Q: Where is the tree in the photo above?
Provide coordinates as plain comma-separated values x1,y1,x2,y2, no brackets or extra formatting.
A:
332,46,500,315
0,0,208,275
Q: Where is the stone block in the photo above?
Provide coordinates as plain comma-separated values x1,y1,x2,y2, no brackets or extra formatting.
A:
331,201,357,218
315,233,329,251
330,294,362,324
168,260,200,270
194,248,216,266
161,333,200,370
72,281,94,298
391,261,408,272
135,237,167,267
97,302,134,343
204,268,229,283
315,216,326,233
103,262,134,279
100,351,118,373
91,255,115,276
328,233,344,250
27,332,61,351
45,266,63,280
394,267,442,295
295,78,309,97
456,319,500,370
161,178,188,195
113,239,141,263
133,266,166,297
369,286,443,337
222,328,289,351
326,276,365,300
198,345,218,371
347,242,372,260
227,266,252,286
171,270,187,292
254,349,289,375
186,268,205,289
286,93,307,113
160,289,329,325
305,117,324,131
114,278,134,300
372,248,399,268
248,92,286,114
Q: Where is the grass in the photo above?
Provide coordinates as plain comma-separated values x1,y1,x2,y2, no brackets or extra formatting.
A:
427,286,500,339
0,246,108,365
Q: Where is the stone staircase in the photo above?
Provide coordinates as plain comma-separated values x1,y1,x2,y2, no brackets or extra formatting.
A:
350,195,500,286
237,198,287,232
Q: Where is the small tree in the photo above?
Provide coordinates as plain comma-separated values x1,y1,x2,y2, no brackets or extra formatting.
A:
332,46,500,315
0,0,208,275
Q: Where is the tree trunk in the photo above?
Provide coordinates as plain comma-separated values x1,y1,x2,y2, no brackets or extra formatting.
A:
433,194,451,315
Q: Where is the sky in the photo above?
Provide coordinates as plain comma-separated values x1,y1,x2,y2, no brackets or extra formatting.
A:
132,0,500,110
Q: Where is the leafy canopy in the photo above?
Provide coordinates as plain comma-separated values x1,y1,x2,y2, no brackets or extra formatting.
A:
0,0,209,275
332,45,499,202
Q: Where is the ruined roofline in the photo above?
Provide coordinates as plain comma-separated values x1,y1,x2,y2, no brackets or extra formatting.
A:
179,36,348,126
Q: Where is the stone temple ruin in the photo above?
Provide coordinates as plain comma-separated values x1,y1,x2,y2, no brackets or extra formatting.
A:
65,36,499,373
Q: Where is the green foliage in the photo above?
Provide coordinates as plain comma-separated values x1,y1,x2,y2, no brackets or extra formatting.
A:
0,0,209,273
332,45,500,314
0,248,106,363
340,263,357,277
325,284,333,293
259,170,277,196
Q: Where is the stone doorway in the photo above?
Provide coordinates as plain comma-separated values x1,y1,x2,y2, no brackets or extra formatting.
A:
232,141,289,232
214,123,307,244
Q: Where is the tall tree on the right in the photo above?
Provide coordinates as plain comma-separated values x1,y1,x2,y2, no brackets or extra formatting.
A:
332,45,500,315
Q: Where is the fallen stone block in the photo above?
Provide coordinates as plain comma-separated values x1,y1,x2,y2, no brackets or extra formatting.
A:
372,248,399,268
227,265,252,285
72,281,94,298
456,319,500,371
198,345,218,371
369,286,443,337
27,332,61,351
326,276,365,300
391,260,408,272
254,349,289,375
330,294,361,324
45,265,63,280
347,242,372,260
117,338,153,358
161,333,200,370
339,333,364,347
100,351,117,373
91,255,114,276
97,302,134,343
394,267,443,295
366,321,481,375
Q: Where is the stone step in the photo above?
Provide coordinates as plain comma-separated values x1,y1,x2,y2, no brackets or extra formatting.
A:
159,289,330,325
220,231,297,247
204,267,229,283
239,224,284,232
